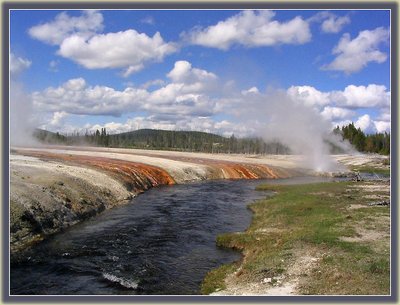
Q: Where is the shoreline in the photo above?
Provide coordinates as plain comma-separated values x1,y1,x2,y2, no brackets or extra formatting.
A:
10,146,300,259
9,146,390,294
204,177,390,295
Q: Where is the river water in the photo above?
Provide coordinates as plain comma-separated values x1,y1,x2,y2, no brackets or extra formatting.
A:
10,177,336,295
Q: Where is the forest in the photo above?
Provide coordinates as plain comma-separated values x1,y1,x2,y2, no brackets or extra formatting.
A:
33,122,390,155
333,123,390,155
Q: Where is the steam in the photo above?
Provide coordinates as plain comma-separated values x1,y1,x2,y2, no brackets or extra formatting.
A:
233,88,354,172
10,80,42,147
10,53,41,147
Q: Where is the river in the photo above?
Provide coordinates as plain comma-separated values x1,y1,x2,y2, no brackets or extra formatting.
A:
10,177,336,295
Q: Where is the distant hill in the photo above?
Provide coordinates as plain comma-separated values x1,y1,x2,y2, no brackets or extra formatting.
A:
109,129,228,152
32,128,291,154
33,128,67,144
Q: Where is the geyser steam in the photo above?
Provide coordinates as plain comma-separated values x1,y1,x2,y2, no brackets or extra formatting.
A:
10,81,40,147
235,88,353,172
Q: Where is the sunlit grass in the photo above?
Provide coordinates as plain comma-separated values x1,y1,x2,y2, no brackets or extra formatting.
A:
202,181,390,295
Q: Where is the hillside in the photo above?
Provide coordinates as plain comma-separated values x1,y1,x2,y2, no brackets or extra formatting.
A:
32,128,291,154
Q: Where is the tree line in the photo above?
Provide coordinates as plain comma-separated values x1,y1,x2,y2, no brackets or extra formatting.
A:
333,123,390,155
33,128,291,154
33,123,390,155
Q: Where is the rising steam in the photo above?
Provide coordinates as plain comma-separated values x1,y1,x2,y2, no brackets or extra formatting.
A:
10,76,41,147
235,88,354,172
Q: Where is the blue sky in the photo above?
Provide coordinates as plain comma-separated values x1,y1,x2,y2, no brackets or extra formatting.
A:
10,9,391,136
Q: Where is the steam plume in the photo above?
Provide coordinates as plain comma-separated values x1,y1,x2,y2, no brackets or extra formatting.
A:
234,88,354,172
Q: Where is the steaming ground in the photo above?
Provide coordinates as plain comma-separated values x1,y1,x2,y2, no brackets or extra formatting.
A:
13,144,373,172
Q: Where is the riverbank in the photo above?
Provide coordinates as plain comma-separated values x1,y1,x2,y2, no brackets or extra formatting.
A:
10,146,298,257
204,178,390,295
9,146,389,270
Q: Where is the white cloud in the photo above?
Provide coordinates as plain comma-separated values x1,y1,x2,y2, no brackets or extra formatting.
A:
187,10,311,50
354,114,390,134
141,79,165,89
373,120,391,133
10,53,31,76
80,116,252,138
28,10,103,45
241,87,259,95
287,85,330,107
29,10,177,76
33,59,391,138
377,110,390,122
143,61,219,117
58,30,177,76
32,78,149,116
322,27,389,74
49,111,68,127
321,15,350,33
331,84,390,108
167,60,217,84
320,106,355,120
32,61,219,120
332,119,352,129
355,114,375,133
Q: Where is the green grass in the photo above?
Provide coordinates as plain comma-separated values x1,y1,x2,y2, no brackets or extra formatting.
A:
201,181,390,295
350,165,390,176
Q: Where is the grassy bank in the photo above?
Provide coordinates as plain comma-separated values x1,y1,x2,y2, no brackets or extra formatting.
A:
350,165,390,176
202,180,390,295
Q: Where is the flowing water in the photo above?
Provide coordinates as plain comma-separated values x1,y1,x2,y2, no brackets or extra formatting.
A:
10,177,336,295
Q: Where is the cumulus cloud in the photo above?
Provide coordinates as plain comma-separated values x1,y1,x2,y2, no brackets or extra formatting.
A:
353,114,390,134
187,10,311,50
320,106,355,120
241,86,259,95
355,114,375,133
322,27,389,74
81,116,251,138
309,12,350,33
32,77,149,116
377,110,390,122
28,10,103,45
167,60,217,85
331,84,390,108
287,84,390,111
141,79,165,89
50,111,68,125
373,120,391,133
10,53,31,76
58,30,177,76
287,85,330,107
321,15,350,33
29,10,177,76
33,59,391,145
32,61,219,119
